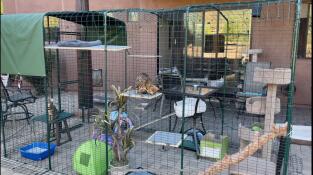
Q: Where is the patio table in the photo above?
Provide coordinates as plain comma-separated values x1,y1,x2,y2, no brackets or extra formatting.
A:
122,89,162,100
121,90,164,130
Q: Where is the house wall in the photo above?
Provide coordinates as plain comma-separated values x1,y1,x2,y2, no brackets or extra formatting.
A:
251,2,311,106
294,59,312,106
3,0,76,13
89,0,251,10
3,0,311,106
3,0,251,13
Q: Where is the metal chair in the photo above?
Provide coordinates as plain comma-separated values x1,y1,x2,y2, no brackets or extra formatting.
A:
157,68,185,133
1,78,36,125
173,97,207,156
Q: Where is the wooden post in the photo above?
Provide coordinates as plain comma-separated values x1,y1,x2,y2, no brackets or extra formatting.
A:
239,68,291,159
76,0,93,122
247,49,262,62
250,67,291,160
262,84,277,160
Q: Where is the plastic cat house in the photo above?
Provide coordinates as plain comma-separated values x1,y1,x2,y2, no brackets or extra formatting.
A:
73,140,113,175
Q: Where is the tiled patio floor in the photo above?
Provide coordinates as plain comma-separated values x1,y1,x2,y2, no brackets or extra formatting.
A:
1,93,311,174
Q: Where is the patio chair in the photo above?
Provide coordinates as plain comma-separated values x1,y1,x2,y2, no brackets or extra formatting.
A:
235,62,271,115
159,70,183,112
154,69,183,132
159,67,217,131
173,97,207,156
1,76,36,125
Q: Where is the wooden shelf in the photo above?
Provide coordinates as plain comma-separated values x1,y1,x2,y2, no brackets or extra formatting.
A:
253,68,291,84
246,96,280,115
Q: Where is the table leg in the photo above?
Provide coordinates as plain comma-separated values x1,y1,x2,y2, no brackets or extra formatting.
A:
192,119,200,157
168,115,172,132
216,97,224,135
55,121,61,146
63,120,72,142
206,97,217,120
159,95,165,118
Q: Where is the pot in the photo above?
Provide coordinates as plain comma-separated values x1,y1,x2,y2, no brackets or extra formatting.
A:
109,162,129,175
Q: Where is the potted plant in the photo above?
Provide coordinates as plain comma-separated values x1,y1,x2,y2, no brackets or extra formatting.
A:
93,85,134,175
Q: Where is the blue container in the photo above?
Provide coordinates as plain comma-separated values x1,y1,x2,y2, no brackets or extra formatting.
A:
20,142,56,161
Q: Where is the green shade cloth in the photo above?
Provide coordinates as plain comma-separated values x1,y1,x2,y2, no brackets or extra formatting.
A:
1,13,46,76
46,11,125,27
45,11,127,45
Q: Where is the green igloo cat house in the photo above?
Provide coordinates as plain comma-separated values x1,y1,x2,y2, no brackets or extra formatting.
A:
73,140,113,175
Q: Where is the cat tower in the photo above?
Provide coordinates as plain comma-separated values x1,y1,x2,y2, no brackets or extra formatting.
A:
239,67,292,160
198,68,292,175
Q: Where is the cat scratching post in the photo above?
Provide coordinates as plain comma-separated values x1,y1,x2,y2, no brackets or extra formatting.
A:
247,49,262,62
251,67,291,160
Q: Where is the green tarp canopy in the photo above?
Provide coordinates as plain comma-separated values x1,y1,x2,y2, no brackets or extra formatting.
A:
1,12,126,77
1,13,46,76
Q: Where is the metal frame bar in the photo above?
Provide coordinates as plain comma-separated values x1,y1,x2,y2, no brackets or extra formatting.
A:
103,11,110,175
283,0,302,174
180,7,190,175
42,17,52,170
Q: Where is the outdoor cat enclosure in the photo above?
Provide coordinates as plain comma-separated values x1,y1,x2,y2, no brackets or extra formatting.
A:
1,0,302,174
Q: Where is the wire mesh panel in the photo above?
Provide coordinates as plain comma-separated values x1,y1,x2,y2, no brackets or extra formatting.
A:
0,72,49,171
1,0,304,175
43,12,126,174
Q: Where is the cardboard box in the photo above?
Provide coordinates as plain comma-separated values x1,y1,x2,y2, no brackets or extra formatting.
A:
200,132,229,160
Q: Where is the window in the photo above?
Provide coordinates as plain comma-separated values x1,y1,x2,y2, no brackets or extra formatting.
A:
298,3,311,59
128,12,139,22
204,34,225,53
1,0,3,14
169,24,172,49
185,9,252,59
92,69,103,87
44,17,60,42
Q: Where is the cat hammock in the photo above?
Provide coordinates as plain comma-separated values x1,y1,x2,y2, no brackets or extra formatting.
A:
198,122,288,175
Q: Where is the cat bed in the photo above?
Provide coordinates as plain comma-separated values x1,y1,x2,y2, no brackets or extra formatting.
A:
73,140,113,175
57,40,102,47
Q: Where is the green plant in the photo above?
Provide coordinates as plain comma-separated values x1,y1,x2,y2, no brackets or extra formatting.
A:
251,122,264,132
94,85,134,167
